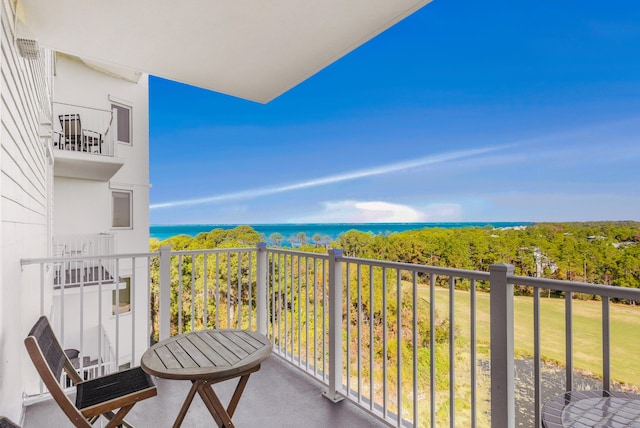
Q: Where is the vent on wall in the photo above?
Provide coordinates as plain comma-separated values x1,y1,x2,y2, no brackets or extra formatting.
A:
16,37,40,59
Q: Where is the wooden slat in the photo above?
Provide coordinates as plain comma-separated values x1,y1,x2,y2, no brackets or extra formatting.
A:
188,334,228,367
198,332,240,365
229,331,259,353
166,341,199,369
178,336,214,368
154,346,181,370
141,329,273,382
208,331,249,359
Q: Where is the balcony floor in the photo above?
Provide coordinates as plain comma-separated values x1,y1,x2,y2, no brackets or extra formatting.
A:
23,354,385,427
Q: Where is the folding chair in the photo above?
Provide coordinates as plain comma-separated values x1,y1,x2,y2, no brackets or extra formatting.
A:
0,416,21,428
59,114,102,153
24,316,157,428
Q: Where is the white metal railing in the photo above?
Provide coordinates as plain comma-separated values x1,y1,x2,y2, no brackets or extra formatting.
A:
496,273,640,428
52,233,115,287
60,325,117,389
266,247,490,427
21,251,154,404
52,102,116,156
53,233,115,258
20,244,640,427
154,246,260,340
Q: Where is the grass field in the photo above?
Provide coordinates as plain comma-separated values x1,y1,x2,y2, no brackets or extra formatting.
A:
418,286,640,388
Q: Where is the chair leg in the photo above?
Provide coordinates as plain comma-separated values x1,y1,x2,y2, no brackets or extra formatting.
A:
103,405,134,428
103,410,135,428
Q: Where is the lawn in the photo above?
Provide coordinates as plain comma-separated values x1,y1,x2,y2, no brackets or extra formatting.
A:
418,286,640,388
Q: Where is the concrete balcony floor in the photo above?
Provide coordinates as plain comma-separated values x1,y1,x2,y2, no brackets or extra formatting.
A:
23,354,385,428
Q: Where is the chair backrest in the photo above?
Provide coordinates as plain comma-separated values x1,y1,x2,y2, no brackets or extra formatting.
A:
0,416,21,428
59,114,82,141
24,316,88,427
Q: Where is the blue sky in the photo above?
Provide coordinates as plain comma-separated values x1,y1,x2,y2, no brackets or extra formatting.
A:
149,0,640,225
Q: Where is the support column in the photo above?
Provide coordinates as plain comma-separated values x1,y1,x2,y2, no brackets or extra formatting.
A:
159,246,171,341
256,242,268,335
323,248,344,402
490,263,515,428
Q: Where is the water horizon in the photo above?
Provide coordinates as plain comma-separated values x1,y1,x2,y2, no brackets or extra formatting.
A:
150,221,532,243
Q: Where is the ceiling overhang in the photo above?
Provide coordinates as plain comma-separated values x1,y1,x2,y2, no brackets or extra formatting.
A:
18,0,432,103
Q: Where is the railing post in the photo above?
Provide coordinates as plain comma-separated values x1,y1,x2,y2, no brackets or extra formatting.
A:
256,242,268,335
323,248,344,403
159,246,171,341
490,263,515,428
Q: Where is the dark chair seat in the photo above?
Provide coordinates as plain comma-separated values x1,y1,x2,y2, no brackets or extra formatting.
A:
76,367,155,410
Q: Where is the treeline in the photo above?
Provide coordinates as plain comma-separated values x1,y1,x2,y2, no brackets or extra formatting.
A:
334,221,640,290
150,221,640,292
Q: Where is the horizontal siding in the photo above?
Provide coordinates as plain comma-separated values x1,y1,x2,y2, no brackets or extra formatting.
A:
0,4,47,227
0,0,50,421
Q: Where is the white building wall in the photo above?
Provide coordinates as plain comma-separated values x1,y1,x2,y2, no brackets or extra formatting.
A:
52,55,150,371
0,0,50,421
53,54,150,252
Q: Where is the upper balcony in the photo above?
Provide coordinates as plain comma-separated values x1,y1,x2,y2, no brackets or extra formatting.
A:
20,245,640,427
52,102,125,181
52,233,116,289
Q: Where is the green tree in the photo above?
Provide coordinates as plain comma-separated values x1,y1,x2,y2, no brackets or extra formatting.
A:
268,233,284,247
297,232,308,246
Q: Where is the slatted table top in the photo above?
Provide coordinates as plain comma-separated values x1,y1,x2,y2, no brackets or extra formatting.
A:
542,390,640,427
141,329,272,381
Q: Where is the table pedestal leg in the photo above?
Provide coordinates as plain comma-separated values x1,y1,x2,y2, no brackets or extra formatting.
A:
170,366,260,428
198,381,233,427
172,380,200,428
227,374,250,417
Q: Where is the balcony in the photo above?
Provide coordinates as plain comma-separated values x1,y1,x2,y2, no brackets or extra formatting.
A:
52,234,116,288
20,245,640,427
52,102,125,181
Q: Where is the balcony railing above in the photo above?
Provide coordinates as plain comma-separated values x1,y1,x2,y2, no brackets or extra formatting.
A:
51,102,124,181
52,233,115,287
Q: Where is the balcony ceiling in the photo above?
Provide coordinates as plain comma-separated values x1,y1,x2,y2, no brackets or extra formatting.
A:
18,0,432,103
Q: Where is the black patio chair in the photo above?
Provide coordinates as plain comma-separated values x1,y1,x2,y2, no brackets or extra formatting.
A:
0,416,21,428
24,316,156,428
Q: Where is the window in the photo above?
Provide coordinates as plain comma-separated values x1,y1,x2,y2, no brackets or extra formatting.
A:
112,190,132,228
111,103,131,144
113,277,131,315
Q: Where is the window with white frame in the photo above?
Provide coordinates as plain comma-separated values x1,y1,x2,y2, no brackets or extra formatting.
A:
111,103,132,145
112,190,132,228
113,277,131,315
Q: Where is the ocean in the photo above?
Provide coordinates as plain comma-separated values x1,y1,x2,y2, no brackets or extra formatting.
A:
150,222,531,243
